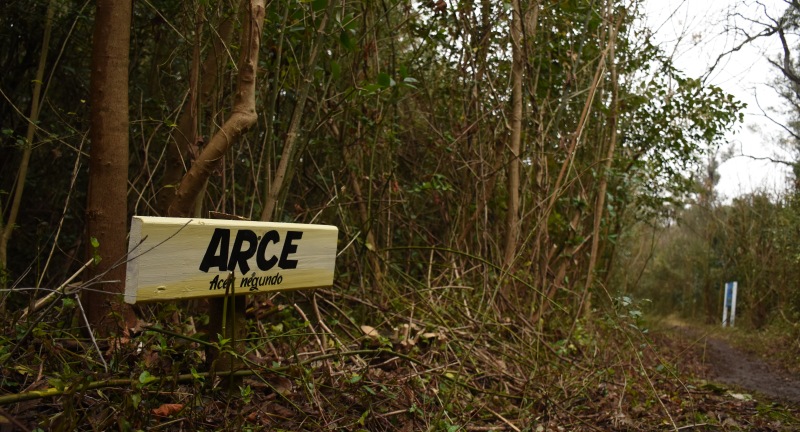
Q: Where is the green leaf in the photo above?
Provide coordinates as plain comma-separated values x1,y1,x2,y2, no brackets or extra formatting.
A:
377,72,391,88
341,13,358,31
240,385,253,404
361,83,382,94
357,409,370,425
331,61,341,80
340,30,355,51
49,378,65,391
138,371,157,385
91,236,102,265
190,367,204,382
312,0,327,12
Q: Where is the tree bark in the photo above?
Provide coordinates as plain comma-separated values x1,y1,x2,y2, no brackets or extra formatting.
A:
85,0,135,335
167,0,265,218
503,0,524,269
579,11,622,319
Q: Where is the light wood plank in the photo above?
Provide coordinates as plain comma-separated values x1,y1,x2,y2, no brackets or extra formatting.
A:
124,216,338,303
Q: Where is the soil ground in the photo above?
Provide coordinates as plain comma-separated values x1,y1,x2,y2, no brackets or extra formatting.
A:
661,316,800,405
704,335,800,404
633,316,800,430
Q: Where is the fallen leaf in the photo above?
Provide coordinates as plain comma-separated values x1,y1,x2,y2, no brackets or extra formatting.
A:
152,403,184,417
265,402,295,418
361,325,380,338
728,392,753,401
267,376,293,395
142,350,159,368
722,417,741,428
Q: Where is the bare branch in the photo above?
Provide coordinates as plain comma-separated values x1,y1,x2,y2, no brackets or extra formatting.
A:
728,151,794,166
705,25,779,82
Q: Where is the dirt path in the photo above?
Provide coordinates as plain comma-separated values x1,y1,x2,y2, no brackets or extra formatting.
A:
702,335,800,404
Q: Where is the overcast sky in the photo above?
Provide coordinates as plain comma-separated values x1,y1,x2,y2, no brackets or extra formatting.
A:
643,0,795,200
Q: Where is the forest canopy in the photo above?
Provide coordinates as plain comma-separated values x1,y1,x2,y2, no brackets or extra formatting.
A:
0,0,744,316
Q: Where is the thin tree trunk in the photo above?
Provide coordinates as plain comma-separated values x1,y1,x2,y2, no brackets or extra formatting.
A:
85,0,135,335
579,12,622,319
168,0,266,218
257,5,289,219
530,8,610,322
503,0,524,269
0,0,55,284
260,1,333,221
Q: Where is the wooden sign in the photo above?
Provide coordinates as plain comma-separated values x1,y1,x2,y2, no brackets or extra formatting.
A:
124,216,338,304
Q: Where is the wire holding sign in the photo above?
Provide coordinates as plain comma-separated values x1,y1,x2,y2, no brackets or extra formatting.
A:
722,281,738,328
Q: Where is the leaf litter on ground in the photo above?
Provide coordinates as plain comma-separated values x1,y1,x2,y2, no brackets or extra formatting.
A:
1,290,799,431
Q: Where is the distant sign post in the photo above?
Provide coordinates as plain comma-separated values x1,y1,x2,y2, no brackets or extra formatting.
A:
722,281,738,327
125,216,338,304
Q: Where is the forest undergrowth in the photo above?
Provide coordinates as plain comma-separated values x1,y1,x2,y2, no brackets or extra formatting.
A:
2,269,798,431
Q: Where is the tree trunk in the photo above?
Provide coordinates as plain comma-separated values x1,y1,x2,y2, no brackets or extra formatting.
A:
168,0,266,218
503,0,524,270
85,0,135,335
260,1,333,222
580,11,622,318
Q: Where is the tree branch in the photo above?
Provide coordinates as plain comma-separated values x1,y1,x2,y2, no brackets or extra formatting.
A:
167,0,266,218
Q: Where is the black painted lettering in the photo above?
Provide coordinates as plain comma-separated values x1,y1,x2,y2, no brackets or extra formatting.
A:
256,230,280,271
209,274,221,290
279,231,303,269
199,229,230,272
228,230,258,273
